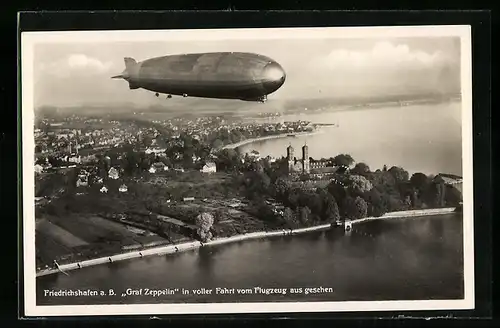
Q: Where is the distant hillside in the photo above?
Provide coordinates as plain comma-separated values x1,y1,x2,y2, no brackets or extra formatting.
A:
35,92,461,119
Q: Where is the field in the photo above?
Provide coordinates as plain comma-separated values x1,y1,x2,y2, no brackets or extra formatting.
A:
162,172,232,188
36,219,88,248
35,212,172,267
46,215,120,244
35,232,73,265
34,169,278,269
155,197,268,238
140,171,237,200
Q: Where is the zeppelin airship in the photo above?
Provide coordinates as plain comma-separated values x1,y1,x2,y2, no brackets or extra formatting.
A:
111,52,286,103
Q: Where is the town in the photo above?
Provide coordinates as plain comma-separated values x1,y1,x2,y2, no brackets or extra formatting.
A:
34,110,463,273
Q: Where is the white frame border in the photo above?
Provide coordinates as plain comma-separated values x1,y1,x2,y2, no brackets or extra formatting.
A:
21,25,474,317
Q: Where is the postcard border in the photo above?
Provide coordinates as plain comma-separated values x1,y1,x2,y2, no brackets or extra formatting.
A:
20,25,474,317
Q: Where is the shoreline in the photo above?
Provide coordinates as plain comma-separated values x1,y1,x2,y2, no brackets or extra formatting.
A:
35,207,457,278
221,130,324,150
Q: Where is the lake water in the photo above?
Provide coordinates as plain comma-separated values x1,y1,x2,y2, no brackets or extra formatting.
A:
37,213,464,305
239,101,462,176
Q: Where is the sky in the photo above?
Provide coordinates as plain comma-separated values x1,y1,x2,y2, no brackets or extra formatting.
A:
33,35,461,108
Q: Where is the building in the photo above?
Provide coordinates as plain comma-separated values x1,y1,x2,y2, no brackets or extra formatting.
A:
287,144,310,175
100,186,108,193
108,167,119,180
34,164,44,174
344,220,353,231
149,162,168,173
76,169,89,187
81,154,97,164
68,154,81,164
118,184,128,193
145,148,166,155
436,173,463,195
246,150,261,160
264,155,277,163
200,161,217,174
286,143,331,176
76,176,88,187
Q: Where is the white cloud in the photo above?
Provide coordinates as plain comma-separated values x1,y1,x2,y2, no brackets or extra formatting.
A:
67,54,113,71
38,54,113,78
316,41,449,70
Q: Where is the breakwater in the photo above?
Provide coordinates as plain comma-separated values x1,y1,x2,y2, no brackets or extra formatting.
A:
348,207,457,225
221,130,323,150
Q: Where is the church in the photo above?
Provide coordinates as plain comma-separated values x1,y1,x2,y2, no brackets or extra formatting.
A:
286,143,334,176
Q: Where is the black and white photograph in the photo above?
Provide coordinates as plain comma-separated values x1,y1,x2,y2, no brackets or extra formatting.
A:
21,25,474,316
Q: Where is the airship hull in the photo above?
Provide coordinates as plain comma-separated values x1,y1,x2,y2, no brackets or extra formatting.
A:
113,52,286,101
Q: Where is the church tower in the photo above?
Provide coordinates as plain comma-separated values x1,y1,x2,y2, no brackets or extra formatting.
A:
287,144,295,173
302,143,310,174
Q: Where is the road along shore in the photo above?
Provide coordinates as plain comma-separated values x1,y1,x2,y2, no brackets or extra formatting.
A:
36,207,457,278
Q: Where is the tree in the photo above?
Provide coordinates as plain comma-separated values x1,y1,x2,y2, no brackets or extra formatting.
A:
274,177,292,198
48,156,64,167
386,194,405,212
124,148,140,176
215,149,241,172
332,154,355,168
388,166,409,183
410,172,430,191
327,180,347,205
371,170,401,204
299,206,312,224
354,196,368,219
258,171,271,191
256,200,276,222
141,135,153,148
342,196,368,220
347,174,373,195
282,207,297,228
240,171,272,199
351,162,371,176
195,212,215,242
341,196,356,220
432,176,447,207
35,157,47,165
212,139,223,149
365,188,388,217
287,188,301,209
323,193,340,222
213,208,226,223
302,192,323,216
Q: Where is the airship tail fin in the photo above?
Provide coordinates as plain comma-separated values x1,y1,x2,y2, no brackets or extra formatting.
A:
124,57,137,70
123,58,140,89
128,82,140,90
112,57,140,89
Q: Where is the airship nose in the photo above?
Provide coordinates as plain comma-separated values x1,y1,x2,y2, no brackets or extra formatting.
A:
261,61,286,94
